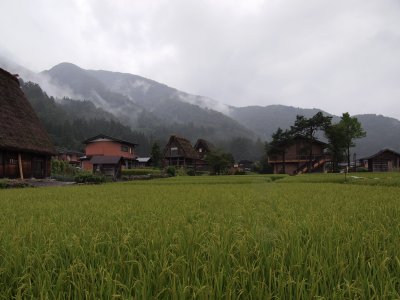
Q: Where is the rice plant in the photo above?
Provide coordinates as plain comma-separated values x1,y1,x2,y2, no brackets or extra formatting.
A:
0,175,399,298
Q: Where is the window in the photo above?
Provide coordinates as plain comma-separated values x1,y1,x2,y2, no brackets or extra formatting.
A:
121,145,129,152
198,148,203,153
171,147,178,156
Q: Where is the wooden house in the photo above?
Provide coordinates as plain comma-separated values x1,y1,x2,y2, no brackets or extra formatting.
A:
194,139,214,159
81,134,137,178
163,135,199,167
134,157,153,168
55,147,83,166
0,68,55,179
359,149,400,172
268,136,329,175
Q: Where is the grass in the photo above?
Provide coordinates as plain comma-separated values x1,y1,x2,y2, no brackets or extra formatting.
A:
0,174,399,298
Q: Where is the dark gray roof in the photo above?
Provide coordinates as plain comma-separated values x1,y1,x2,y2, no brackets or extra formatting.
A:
360,148,400,160
83,134,138,147
55,146,84,156
90,155,122,165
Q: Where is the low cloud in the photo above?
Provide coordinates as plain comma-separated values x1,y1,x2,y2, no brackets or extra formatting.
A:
1,0,399,118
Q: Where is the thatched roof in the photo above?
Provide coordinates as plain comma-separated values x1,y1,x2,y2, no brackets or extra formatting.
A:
0,68,55,155
194,138,215,152
164,135,199,159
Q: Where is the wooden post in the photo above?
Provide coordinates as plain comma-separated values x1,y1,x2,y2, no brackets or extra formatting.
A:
18,153,24,180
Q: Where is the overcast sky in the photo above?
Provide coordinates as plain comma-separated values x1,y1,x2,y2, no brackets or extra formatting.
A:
1,0,400,118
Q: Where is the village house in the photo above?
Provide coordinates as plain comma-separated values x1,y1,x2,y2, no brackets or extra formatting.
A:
193,138,215,171
134,157,153,168
0,68,55,179
80,134,137,178
55,147,83,166
268,136,330,175
194,139,214,159
163,135,199,168
359,149,400,172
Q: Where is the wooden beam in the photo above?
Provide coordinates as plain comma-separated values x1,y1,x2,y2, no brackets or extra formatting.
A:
18,153,24,180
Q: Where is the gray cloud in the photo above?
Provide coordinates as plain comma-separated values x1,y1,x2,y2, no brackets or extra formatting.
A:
1,0,399,117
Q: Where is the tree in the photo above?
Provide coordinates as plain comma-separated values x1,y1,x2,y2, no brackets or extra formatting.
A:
290,112,332,171
205,150,234,175
324,123,346,172
339,113,366,168
151,142,162,168
268,128,292,174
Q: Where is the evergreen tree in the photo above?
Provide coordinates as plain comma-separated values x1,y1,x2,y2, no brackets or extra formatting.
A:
290,112,332,171
151,142,162,168
268,128,292,174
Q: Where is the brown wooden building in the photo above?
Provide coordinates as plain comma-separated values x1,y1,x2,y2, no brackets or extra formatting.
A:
0,68,55,179
194,139,214,159
268,136,329,175
55,147,83,166
163,135,199,167
359,149,400,172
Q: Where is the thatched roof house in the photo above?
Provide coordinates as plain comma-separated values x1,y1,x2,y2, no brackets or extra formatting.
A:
163,135,199,167
194,138,215,159
0,68,55,179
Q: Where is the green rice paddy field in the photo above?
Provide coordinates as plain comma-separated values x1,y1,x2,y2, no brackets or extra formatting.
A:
1,173,400,299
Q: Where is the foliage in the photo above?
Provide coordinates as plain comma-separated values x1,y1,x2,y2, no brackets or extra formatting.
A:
324,123,347,172
150,142,162,167
339,112,367,167
268,128,292,173
186,169,196,176
121,168,162,176
166,166,176,177
290,112,332,139
324,113,366,170
21,81,152,154
0,179,33,189
51,159,79,175
205,150,234,175
0,176,399,298
74,171,106,184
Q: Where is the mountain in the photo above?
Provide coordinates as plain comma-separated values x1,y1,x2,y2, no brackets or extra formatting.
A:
3,57,400,159
228,105,333,140
41,63,253,140
353,114,400,158
229,105,400,157
20,81,152,154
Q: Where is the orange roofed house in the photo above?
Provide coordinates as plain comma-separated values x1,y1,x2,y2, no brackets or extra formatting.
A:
81,134,137,178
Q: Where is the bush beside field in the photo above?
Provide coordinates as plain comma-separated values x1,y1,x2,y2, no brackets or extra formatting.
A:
121,168,162,176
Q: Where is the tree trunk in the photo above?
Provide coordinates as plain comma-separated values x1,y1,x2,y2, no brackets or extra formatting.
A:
347,147,351,168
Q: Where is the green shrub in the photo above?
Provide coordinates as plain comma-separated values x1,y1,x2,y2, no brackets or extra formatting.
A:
187,169,196,176
121,168,161,176
51,159,80,180
166,166,176,177
0,179,33,189
74,172,106,184
234,170,246,175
